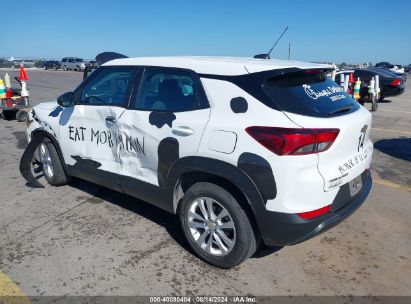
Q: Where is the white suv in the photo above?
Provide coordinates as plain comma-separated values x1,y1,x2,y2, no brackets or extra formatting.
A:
21,57,373,268
60,57,86,71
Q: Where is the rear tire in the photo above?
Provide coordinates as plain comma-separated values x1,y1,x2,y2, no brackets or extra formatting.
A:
38,138,71,186
179,182,257,268
2,110,17,120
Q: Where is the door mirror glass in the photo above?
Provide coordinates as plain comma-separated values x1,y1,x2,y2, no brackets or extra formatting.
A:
57,92,75,107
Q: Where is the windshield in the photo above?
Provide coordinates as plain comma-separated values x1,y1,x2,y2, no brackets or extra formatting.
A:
262,70,359,118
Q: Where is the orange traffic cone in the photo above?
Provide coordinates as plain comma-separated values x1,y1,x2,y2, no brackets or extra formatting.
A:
19,64,29,81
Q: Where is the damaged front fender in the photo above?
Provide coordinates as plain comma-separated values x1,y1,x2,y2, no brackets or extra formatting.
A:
19,132,50,188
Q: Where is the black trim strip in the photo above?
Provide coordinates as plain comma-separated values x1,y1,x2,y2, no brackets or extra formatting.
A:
199,67,335,112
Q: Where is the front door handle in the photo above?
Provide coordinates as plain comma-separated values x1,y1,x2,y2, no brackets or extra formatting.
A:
105,116,116,123
172,126,194,137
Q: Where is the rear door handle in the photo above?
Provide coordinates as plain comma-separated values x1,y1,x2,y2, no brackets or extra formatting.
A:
105,116,116,123
172,126,194,137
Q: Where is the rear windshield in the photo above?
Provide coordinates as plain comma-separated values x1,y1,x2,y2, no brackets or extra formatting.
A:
262,71,359,117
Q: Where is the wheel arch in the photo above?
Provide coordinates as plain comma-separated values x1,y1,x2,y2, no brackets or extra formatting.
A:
168,157,267,237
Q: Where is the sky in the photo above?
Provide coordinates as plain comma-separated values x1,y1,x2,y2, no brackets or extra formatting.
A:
3,0,411,64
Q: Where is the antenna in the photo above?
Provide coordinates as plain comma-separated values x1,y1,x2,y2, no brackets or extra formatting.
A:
288,43,291,60
254,26,289,59
267,26,289,58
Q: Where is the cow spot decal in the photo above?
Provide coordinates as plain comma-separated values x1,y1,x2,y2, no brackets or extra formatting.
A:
71,155,102,170
149,112,176,128
238,152,276,201
230,97,248,113
157,137,179,188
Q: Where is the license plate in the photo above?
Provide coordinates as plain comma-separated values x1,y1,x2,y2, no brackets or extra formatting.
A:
349,175,363,197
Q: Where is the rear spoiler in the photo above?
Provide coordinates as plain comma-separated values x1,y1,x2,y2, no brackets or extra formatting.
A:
249,67,334,85
83,52,129,80
95,52,128,66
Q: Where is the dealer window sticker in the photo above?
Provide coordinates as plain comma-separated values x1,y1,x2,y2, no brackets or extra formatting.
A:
302,84,346,101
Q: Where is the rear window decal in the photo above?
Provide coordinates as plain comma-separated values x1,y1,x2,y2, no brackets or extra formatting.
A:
302,84,345,101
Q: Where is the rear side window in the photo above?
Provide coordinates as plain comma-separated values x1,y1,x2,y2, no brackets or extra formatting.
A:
133,68,199,112
262,70,359,117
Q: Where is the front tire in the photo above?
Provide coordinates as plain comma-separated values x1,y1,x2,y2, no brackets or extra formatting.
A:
16,109,28,122
179,182,257,268
38,139,70,186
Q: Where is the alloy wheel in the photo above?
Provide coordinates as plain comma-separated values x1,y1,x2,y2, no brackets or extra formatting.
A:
39,143,54,179
187,197,236,256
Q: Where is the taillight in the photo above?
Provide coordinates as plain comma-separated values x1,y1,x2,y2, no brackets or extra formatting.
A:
390,79,401,86
245,127,339,156
297,205,331,220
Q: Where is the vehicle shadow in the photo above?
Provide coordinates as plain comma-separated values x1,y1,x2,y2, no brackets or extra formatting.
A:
69,177,193,253
12,131,28,150
374,137,411,162
68,178,278,260
378,98,393,103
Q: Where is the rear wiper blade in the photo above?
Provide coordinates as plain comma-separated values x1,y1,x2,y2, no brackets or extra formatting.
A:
328,104,354,115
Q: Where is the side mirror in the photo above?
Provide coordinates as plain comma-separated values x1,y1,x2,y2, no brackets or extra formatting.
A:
57,92,75,107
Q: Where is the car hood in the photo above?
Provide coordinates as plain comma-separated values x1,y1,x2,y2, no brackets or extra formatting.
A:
35,101,58,110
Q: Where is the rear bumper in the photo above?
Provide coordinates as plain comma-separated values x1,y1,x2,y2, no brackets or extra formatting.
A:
256,171,372,246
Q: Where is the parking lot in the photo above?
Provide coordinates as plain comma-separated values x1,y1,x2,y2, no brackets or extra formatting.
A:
0,68,410,297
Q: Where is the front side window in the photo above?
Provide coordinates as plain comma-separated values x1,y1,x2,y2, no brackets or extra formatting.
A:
79,68,134,106
134,68,198,112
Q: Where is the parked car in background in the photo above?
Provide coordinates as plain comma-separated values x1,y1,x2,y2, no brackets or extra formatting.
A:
10,60,21,68
20,59,36,68
336,68,405,101
375,62,391,68
0,58,13,68
60,57,86,71
369,66,406,83
86,60,97,68
44,60,61,70
375,62,405,74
